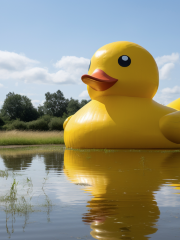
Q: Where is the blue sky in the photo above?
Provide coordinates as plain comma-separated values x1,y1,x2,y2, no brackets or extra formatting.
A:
0,0,180,107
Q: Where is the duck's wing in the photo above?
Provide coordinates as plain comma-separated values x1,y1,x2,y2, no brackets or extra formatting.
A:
167,98,180,110
63,115,72,130
159,111,180,144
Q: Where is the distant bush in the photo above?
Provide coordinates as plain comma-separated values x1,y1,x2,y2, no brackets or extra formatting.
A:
28,119,49,131
12,119,27,130
48,117,64,131
2,119,27,131
0,114,68,131
1,124,11,131
40,115,52,124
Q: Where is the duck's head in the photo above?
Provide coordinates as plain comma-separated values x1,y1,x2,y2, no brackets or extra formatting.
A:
81,41,159,100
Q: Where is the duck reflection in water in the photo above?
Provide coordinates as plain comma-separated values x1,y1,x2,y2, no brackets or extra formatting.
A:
64,150,180,240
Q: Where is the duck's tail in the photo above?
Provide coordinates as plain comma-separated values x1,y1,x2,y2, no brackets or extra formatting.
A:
167,98,180,110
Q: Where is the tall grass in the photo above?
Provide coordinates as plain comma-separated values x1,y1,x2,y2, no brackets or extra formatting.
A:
0,130,64,145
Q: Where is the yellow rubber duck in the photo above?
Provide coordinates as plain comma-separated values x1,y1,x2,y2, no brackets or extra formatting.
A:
64,41,180,149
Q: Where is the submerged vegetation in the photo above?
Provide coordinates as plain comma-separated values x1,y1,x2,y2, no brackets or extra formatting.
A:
0,167,55,237
0,169,9,178
0,130,64,145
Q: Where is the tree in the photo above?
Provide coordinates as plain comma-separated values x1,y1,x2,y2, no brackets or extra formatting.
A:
0,117,5,127
67,98,80,115
43,90,68,117
37,105,45,117
1,92,39,122
79,99,90,108
66,98,90,116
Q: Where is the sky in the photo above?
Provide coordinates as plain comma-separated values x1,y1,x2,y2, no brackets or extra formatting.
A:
0,0,180,107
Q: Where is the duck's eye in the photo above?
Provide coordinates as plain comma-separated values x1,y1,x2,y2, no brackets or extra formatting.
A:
88,60,91,71
118,55,131,67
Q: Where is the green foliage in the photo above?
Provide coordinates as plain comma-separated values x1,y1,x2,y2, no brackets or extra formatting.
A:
40,115,52,124
48,117,64,131
0,90,90,131
67,98,80,115
2,119,27,131
12,120,27,130
0,169,9,178
15,120,26,130
0,117,5,127
1,124,12,131
62,112,69,119
44,90,68,117
67,98,89,116
37,105,45,117
28,119,49,131
79,99,89,108
1,92,39,122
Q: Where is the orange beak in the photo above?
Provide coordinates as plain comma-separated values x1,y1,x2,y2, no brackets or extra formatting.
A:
81,69,118,91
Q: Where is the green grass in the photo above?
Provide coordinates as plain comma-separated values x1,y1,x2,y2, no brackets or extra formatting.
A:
0,145,65,156
0,130,64,145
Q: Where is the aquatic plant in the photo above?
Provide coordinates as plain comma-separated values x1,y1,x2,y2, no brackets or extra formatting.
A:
0,170,54,237
0,169,8,178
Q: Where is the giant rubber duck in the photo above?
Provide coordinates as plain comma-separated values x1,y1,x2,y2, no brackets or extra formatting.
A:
64,41,180,149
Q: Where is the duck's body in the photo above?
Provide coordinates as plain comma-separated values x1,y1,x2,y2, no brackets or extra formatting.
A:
65,96,180,148
64,41,180,149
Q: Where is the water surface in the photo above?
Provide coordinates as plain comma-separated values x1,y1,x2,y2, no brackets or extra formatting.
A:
0,148,180,239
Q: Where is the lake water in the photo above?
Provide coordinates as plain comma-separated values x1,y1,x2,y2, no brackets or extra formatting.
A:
0,148,180,240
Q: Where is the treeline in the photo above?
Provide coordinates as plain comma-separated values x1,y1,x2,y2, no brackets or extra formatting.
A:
0,90,89,131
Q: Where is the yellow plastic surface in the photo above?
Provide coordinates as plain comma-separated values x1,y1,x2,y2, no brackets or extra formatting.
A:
167,98,180,110
64,150,180,239
159,111,180,143
64,41,180,148
63,115,72,129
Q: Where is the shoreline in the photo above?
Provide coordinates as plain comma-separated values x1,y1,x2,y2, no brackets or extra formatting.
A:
0,144,65,149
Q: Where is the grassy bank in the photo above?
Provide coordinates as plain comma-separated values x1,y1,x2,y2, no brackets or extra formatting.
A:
0,145,65,156
0,130,64,145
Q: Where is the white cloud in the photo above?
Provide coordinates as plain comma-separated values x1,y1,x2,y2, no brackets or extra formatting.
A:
54,56,90,84
79,90,89,99
155,53,179,80
154,85,180,105
0,83,3,87
161,86,180,94
0,51,90,85
31,99,45,107
20,92,35,97
155,53,179,68
0,50,38,71
55,56,89,71
159,62,175,80
31,100,41,107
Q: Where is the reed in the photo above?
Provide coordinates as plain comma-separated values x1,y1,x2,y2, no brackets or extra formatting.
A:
0,130,64,145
